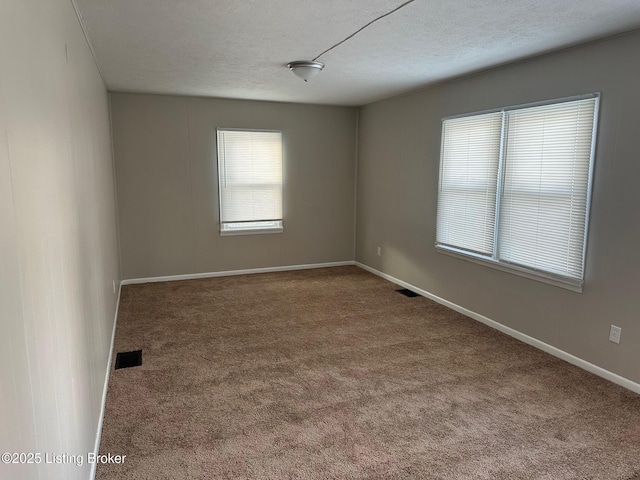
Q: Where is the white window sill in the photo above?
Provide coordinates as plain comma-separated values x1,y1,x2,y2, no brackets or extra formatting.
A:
220,227,283,237
435,245,583,293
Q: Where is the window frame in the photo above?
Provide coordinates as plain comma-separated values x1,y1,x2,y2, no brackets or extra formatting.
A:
436,93,600,292
216,128,284,236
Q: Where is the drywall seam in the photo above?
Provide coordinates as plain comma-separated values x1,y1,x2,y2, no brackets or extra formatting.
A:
355,262,640,395
89,282,121,480
185,102,197,273
353,108,360,261
121,261,356,285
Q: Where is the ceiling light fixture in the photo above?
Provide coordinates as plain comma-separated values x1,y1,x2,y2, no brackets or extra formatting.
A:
287,60,325,82
287,0,415,82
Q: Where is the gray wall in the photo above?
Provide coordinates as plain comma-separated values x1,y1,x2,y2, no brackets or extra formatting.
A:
0,1,120,479
356,31,640,384
111,93,357,279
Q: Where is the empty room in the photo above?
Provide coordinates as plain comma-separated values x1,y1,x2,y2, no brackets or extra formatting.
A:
2,1,640,479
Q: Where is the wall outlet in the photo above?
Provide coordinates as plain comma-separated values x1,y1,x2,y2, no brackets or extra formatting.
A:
113,280,117,294
377,246,381,256
609,325,621,344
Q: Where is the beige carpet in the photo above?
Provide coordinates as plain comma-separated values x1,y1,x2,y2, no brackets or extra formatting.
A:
97,266,640,479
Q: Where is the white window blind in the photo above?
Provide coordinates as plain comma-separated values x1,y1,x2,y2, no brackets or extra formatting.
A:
498,99,596,279
436,112,502,255
217,129,283,234
436,95,599,290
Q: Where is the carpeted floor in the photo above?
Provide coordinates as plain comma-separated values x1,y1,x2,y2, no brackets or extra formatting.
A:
97,266,640,479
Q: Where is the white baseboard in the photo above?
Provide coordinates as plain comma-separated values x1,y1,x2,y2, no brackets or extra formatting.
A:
121,261,356,285
90,283,121,480
356,262,640,395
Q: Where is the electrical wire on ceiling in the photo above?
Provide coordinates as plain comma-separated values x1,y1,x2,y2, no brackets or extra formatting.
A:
287,0,416,82
312,0,416,62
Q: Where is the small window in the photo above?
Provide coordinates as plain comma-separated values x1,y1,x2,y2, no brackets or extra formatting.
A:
216,129,283,235
436,94,599,291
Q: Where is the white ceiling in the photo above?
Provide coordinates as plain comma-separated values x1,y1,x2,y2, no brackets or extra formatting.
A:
74,0,640,106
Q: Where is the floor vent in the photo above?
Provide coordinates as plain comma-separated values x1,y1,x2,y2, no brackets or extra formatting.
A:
115,350,143,370
396,288,419,297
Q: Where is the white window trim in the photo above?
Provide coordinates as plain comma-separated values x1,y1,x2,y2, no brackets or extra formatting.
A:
216,128,284,236
436,93,600,293
436,245,584,292
220,220,283,236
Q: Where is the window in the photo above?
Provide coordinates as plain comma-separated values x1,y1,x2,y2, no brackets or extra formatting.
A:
436,94,599,291
216,129,283,235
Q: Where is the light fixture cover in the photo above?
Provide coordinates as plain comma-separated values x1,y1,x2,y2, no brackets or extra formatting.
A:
287,60,324,82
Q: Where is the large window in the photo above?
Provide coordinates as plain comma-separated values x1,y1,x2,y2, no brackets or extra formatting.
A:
216,129,283,235
436,94,599,291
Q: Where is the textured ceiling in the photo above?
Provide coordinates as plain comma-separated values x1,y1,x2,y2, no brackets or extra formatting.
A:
74,0,640,106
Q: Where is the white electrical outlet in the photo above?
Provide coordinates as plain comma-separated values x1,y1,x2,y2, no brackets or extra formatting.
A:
113,280,117,294
377,246,381,256
609,325,621,344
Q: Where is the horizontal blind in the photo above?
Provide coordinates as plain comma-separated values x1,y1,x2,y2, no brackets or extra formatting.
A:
217,129,283,224
498,98,597,281
437,112,502,255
